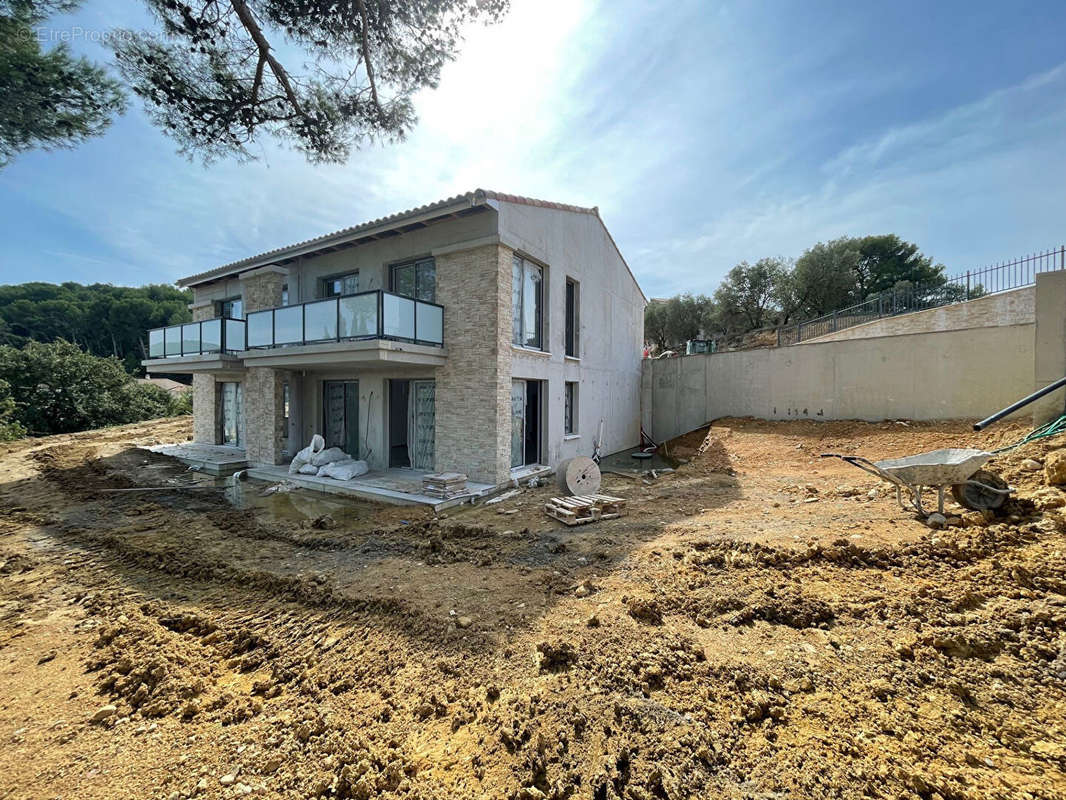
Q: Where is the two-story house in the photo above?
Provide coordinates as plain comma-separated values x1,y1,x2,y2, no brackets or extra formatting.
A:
144,190,647,502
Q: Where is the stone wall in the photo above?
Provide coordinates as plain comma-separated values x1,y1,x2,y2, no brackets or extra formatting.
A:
192,374,217,444
240,266,287,313
244,367,286,465
434,244,513,484
190,302,215,322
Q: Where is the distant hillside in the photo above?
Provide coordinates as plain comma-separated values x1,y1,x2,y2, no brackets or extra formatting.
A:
0,282,192,374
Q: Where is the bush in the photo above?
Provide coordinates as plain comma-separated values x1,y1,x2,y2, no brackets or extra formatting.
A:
168,389,193,416
0,379,26,441
0,339,178,436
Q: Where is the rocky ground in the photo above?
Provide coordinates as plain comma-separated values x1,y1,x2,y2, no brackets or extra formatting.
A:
0,415,1064,800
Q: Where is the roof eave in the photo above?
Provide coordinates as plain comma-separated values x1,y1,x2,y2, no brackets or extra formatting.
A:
177,193,493,288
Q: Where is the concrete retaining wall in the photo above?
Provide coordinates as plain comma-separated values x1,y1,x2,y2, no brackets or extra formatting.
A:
643,323,1037,443
807,286,1035,343
642,274,1066,443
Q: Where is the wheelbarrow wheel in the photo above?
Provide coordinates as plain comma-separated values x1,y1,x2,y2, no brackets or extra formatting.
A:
951,470,1008,512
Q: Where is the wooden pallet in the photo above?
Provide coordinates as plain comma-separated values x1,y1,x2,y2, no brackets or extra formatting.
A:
544,493,628,526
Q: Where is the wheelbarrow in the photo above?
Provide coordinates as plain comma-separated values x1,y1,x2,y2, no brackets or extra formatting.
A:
820,449,1012,516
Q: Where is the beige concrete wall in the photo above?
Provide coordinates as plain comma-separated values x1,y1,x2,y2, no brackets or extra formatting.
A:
1032,272,1066,422
278,212,497,303
433,243,513,485
807,286,1035,343
645,323,1036,442
498,201,646,465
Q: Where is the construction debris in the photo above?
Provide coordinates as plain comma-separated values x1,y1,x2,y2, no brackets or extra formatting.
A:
422,472,469,499
544,493,627,526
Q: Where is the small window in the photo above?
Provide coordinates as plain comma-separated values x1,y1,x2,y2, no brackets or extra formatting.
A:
282,382,291,424
565,278,579,357
218,297,243,319
281,284,289,306
564,381,577,435
512,255,543,349
322,272,359,298
390,258,436,302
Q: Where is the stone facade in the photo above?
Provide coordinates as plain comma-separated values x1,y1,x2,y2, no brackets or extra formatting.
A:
244,367,286,465
434,244,513,484
240,266,286,313
190,301,215,322
192,373,217,444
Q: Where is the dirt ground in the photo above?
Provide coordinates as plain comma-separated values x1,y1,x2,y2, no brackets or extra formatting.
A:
1,415,1065,800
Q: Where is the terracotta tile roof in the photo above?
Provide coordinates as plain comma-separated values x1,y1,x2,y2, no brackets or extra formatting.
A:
176,189,629,292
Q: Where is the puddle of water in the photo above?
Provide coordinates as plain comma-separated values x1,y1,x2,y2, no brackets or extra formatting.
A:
598,447,677,475
216,475,380,524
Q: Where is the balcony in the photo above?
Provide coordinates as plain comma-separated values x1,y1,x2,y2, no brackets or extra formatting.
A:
245,290,443,350
148,317,246,359
143,291,446,373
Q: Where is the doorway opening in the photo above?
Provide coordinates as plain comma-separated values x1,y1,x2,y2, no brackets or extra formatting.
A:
323,380,359,458
218,381,243,446
388,379,436,470
510,379,542,468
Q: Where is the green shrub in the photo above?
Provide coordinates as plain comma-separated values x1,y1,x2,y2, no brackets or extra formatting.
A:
0,339,176,436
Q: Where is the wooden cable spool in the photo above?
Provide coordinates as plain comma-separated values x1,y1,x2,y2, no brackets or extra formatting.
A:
555,456,602,496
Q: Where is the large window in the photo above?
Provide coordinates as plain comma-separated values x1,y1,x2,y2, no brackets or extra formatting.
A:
565,278,579,357
564,381,578,435
512,255,543,349
322,271,359,298
390,258,436,302
217,297,243,319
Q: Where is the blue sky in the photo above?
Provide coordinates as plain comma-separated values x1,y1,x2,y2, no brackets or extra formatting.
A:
1,0,1065,297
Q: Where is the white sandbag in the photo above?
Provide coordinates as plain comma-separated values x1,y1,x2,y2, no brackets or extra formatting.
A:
297,463,320,475
310,446,349,467
288,434,326,474
317,459,369,481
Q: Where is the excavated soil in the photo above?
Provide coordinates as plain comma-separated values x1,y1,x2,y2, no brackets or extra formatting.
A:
1,415,1065,800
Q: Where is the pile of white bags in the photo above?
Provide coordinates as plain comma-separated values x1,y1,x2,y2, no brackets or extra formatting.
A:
318,459,369,480
287,434,369,482
288,434,325,474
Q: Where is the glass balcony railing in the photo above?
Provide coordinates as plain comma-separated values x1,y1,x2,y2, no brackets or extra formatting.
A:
145,291,444,359
147,317,245,358
245,290,444,349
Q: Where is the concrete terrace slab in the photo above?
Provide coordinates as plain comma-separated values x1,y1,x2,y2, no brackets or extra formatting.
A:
245,465,495,510
144,443,249,475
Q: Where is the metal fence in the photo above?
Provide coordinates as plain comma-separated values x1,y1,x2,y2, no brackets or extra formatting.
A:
777,246,1065,346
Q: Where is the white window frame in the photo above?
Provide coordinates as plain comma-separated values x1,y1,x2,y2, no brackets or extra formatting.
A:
512,255,544,350
564,381,578,435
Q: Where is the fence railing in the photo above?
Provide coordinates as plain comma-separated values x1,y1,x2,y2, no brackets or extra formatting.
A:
777,246,1065,346
245,290,443,349
146,290,445,358
148,317,246,358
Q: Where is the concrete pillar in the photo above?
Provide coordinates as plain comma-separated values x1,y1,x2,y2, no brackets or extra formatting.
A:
190,300,215,322
239,265,287,313
244,367,286,465
192,374,217,444
434,243,513,485
1033,271,1066,423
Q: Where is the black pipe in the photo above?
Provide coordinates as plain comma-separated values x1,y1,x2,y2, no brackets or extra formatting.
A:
973,375,1066,431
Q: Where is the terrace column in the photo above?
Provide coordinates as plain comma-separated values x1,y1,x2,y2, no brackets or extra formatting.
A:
186,301,218,444
240,265,288,464
244,367,287,465
239,265,287,313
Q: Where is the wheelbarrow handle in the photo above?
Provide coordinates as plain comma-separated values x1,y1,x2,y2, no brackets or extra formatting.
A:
820,453,906,486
